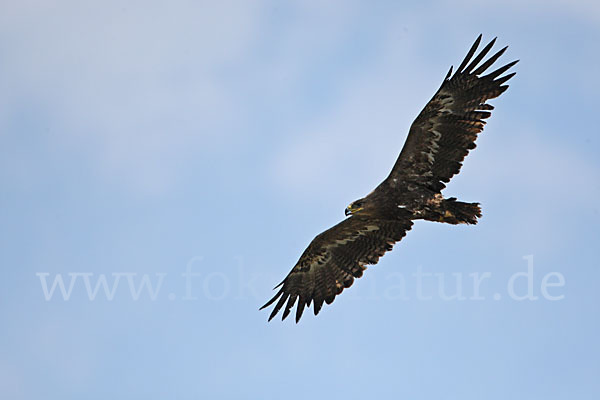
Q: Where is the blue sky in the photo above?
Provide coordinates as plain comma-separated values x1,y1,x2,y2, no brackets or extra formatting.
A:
1,1,599,399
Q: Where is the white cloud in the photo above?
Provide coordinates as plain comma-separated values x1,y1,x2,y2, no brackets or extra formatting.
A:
268,24,464,202
455,0,600,23
0,361,23,399
2,1,595,196
0,1,263,193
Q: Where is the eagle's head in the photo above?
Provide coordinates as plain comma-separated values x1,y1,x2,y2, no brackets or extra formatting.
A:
345,198,365,216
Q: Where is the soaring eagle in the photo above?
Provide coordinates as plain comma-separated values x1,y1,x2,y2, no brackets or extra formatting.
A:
261,35,517,322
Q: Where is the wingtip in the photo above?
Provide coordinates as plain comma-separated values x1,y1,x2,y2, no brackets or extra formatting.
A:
259,299,270,311
268,303,282,321
273,280,284,290
260,286,285,313
444,65,453,80
495,71,516,86
457,34,483,73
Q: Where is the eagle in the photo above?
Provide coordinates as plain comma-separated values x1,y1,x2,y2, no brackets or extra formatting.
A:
261,35,517,322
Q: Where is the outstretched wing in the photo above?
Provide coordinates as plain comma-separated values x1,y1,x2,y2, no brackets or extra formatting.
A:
261,215,413,322
388,35,518,191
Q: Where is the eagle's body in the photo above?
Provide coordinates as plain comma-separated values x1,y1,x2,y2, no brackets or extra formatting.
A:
261,35,518,322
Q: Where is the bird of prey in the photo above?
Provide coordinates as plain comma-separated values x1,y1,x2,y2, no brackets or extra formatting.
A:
261,35,517,322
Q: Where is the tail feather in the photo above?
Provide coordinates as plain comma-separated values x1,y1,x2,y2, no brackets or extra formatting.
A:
437,198,481,225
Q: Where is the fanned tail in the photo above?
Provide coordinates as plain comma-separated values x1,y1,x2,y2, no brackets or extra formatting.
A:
425,198,482,225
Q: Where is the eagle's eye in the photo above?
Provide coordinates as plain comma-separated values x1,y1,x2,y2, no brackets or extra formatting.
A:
345,200,364,216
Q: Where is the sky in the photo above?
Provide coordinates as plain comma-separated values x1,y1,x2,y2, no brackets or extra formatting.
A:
1,1,599,399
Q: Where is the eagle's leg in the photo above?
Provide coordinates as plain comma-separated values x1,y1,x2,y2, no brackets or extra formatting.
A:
423,197,481,225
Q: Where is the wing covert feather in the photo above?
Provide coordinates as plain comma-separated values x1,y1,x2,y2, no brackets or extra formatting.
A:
388,35,518,191
261,216,413,322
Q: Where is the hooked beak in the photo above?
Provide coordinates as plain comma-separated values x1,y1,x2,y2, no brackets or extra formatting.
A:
345,207,351,216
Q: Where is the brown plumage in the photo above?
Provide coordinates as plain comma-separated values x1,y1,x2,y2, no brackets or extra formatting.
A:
261,35,518,322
